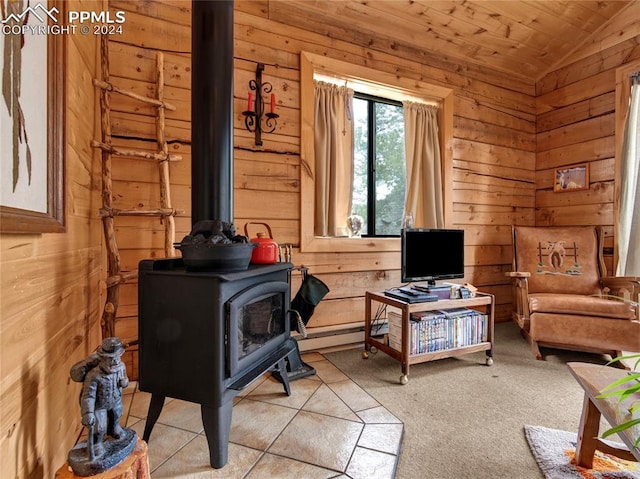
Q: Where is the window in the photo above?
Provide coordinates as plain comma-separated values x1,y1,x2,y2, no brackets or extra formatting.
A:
352,94,406,236
300,51,454,253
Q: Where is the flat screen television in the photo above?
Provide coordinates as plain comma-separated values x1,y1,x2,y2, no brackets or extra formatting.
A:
401,228,465,284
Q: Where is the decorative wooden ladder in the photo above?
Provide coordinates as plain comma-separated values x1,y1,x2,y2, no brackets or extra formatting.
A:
92,35,181,340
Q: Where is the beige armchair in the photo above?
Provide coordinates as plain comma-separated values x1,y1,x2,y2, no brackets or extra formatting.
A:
506,226,640,362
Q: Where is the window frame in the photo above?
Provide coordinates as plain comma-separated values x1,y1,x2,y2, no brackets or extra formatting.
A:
300,51,454,253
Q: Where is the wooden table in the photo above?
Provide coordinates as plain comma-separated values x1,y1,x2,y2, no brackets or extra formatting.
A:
363,291,494,384
567,362,640,467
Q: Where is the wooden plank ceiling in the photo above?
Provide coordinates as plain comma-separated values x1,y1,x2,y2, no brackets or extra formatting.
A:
267,0,634,82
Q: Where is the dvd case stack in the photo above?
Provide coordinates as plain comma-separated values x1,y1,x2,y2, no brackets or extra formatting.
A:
388,308,488,355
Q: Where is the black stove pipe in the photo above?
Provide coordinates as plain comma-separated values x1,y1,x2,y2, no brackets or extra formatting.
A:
191,0,234,226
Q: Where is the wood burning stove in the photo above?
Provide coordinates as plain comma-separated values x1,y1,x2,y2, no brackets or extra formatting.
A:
138,259,298,468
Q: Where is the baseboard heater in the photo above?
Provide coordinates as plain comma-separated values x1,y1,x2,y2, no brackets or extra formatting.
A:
295,321,389,352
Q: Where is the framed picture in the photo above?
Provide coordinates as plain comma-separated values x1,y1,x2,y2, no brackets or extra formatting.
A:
0,0,66,233
553,163,589,193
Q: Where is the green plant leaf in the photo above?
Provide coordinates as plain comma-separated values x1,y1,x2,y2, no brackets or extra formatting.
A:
598,385,640,398
598,373,640,393
602,418,640,438
606,353,640,369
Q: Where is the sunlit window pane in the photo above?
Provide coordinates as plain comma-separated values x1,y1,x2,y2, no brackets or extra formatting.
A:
352,96,405,236
375,103,405,235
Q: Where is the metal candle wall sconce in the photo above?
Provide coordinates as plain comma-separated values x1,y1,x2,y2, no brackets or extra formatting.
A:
242,63,279,146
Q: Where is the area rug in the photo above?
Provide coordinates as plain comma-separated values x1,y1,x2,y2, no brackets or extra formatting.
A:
524,425,640,479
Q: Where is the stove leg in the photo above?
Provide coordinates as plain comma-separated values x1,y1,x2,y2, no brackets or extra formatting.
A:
201,401,233,469
142,394,166,442
276,358,291,396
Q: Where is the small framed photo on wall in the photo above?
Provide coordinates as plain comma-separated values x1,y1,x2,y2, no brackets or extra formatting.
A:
553,163,589,192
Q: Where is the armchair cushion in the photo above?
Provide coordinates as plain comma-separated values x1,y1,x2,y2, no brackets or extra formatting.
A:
530,312,640,353
529,293,636,320
513,226,602,296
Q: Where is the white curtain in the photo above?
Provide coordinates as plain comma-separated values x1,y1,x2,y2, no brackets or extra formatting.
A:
403,102,443,228
617,73,640,276
313,81,354,237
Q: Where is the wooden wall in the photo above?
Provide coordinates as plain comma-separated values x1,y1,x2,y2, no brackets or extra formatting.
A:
0,1,103,477
233,2,537,331
103,0,640,366
535,3,640,273
105,0,538,359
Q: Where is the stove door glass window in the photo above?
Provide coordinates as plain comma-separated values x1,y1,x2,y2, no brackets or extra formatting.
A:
226,280,290,377
238,291,284,360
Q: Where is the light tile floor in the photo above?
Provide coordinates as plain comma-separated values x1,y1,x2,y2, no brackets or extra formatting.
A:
121,352,403,479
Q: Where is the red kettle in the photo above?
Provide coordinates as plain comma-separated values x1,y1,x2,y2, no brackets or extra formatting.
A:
244,222,279,264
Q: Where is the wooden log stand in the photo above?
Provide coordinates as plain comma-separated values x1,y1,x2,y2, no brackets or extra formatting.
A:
54,437,150,479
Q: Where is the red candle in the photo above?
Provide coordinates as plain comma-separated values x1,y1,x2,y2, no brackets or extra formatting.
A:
270,93,275,113
247,92,253,112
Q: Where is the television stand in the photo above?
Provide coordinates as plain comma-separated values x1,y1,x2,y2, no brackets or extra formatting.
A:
362,291,495,384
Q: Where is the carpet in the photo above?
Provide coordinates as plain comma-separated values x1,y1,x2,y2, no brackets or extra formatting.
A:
524,425,640,479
